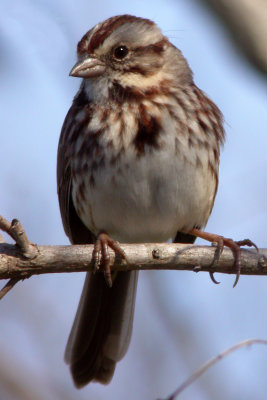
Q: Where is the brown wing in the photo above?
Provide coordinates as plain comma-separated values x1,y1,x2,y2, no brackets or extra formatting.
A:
57,89,95,245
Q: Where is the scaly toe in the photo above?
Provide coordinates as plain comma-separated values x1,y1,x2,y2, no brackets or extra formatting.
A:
92,232,128,287
236,239,258,252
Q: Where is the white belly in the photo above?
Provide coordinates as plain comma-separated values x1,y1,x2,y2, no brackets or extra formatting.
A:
72,146,216,243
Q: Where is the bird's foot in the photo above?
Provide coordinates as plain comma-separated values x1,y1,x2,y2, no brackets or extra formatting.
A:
93,231,128,287
187,228,258,287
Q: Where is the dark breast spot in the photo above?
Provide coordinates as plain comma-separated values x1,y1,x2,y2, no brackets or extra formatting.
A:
133,105,162,156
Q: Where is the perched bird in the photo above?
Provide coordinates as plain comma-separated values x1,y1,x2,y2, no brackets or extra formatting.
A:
57,14,254,387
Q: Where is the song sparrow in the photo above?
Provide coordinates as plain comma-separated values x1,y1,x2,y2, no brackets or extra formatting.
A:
57,14,255,387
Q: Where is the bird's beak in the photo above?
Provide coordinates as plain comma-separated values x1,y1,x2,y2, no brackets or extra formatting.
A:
69,57,106,78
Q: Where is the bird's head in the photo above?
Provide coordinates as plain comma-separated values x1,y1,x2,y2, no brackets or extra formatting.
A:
69,15,192,101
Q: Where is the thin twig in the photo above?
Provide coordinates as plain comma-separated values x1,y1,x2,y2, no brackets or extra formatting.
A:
0,215,16,241
161,339,267,400
0,216,38,258
0,216,38,298
0,278,21,300
10,219,31,254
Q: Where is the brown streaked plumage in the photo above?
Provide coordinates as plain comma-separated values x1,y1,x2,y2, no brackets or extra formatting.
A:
57,14,255,388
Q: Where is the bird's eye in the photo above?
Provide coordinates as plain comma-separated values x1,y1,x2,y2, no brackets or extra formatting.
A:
113,45,129,60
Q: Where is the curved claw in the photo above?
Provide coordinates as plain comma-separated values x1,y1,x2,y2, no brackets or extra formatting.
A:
209,271,220,285
236,239,258,252
233,271,240,288
186,228,258,288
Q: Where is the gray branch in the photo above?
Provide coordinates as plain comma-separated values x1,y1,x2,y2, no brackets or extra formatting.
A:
1,241,267,279
0,215,267,294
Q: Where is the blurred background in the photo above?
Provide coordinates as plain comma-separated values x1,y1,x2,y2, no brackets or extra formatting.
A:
1,0,267,399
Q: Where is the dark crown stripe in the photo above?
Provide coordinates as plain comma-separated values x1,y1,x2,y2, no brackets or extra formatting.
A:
88,15,154,53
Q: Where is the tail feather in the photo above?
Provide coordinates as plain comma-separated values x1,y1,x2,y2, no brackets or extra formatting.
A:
65,271,138,387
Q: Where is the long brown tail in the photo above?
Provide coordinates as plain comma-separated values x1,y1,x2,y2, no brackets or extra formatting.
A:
65,270,138,388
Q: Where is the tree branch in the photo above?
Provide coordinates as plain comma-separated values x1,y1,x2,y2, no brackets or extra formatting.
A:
1,239,267,278
0,215,267,294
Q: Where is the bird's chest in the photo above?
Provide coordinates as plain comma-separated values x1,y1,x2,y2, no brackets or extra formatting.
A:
71,103,217,242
